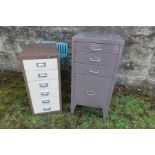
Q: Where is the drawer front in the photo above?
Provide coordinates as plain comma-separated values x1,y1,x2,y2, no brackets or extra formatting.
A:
23,58,58,71
75,42,119,54
27,80,59,91
28,82,59,98
25,69,58,82
74,51,118,67
28,81,60,114
31,96,60,114
74,63,115,78
74,74,112,107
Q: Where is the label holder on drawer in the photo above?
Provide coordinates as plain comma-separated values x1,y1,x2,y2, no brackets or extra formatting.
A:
43,107,51,111
90,45,102,51
36,62,46,67
39,83,48,88
88,69,99,74
87,90,96,96
41,91,49,96
89,57,101,62
38,73,48,78
42,99,50,104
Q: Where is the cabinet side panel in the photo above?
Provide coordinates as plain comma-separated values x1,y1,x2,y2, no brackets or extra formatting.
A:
71,40,76,112
20,60,36,114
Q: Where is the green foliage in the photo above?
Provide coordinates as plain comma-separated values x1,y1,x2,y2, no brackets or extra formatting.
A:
0,71,155,128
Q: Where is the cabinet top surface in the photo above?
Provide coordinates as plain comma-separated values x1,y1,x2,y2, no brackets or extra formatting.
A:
19,43,58,59
72,32,124,44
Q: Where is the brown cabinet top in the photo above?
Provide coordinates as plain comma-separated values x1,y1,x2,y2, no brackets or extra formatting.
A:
72,32,124,44
18,43,58,59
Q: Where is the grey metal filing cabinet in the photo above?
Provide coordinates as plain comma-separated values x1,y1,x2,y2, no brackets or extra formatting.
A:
18,43,62,115
71,32,125,118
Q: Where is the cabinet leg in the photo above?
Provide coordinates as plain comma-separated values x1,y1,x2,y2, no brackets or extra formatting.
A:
102,107,109,119
71,104,76,113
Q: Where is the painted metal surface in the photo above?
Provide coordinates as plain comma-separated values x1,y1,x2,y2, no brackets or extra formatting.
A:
19,43,62,115
71,32,125,118
23,58,57,71
75,42,119,54
74,74,112,107
74,63,115,78
24,68,58,82
27,80,59,90
23,58,60,114
74,51,118,67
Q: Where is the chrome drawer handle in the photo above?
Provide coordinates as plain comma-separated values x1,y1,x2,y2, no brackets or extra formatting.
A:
41,91,49,96
89,69,99,74
39,83,48,88
43,107,51,111
42,99,50,104
90,45,102,51
87,90,96,96
38,73,47,78
89,57,101,62
36,62,46,67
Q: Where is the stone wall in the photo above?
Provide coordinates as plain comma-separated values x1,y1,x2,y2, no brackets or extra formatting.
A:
1,26,155,93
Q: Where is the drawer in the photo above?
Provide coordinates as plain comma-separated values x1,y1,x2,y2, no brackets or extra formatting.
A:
75,42,119,54
23,58,58,71
29,87,60,114
74,74,112,107
32,97,60,114
74,63,115,78
27,80,59,91
74,51,118,67
28,82,59,98
25,69,58,82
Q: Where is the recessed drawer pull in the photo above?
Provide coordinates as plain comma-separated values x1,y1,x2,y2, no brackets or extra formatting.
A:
88,69,99,74
39,83,48,88
36,62,46,67
89,57,101,62
38,73,47,78
90,45,102,51
41,91,49,96
43,107,51,111
87,90,96,96
42,99,50,104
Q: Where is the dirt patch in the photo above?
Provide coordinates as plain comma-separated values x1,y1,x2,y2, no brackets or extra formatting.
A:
0,70,23,86
114,84,155,110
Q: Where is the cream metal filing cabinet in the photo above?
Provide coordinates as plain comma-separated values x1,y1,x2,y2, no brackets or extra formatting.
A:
19,43,62,115
71,32,125,118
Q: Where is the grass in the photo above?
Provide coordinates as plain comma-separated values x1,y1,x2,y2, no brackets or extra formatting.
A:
0,70,155,128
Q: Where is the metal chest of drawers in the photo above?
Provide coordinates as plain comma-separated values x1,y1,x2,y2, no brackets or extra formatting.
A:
71,32,125,118
19,43,62,115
